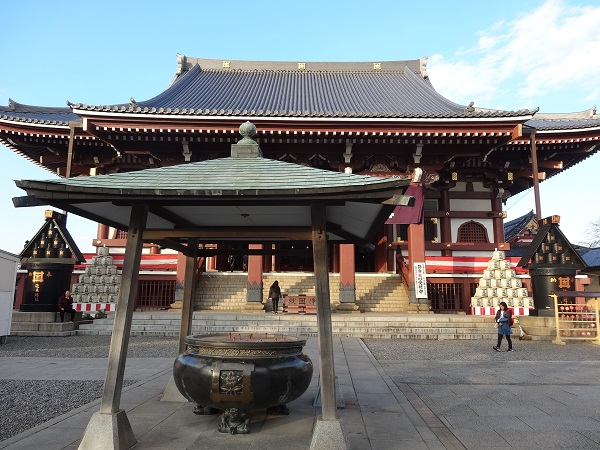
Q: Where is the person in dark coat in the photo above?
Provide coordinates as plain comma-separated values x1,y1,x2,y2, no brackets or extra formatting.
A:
268,280,281,314
57,290,76,322
493,301,514,352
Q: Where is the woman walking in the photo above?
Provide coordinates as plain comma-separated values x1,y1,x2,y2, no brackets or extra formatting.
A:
268,280,281,314
493,301,514,352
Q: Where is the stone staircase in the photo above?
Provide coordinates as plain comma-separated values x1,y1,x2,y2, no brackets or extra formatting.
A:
76,311,517,340
10,311,81,337
194,273,410,313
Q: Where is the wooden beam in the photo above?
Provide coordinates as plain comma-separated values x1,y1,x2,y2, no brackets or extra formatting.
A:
193,248,313,256
39,154,65,165
142,227,312,241
153,238,196,257
325,222,367,243
149,205,197,228
536,160,563,169
426,211,507,219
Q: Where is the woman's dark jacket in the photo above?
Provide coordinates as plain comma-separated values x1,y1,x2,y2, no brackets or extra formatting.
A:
495,309,512,335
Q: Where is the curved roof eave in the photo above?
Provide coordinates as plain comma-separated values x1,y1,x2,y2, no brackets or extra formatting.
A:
14,156,411,200
0,99,79,126
526,107,600,132
72,108,536,124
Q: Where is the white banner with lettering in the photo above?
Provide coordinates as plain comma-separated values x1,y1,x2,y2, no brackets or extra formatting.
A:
414,262,428,299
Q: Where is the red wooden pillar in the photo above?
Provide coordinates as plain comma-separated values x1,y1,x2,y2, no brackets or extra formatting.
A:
386,226,395,271
374,227,388,273
215,243,229,271
205,244,216,271
14,273,26,310
246,244,264,310
331,244,340,273
491,197,505,243
440,190,452,257
337,244,359,312
97,223,109,240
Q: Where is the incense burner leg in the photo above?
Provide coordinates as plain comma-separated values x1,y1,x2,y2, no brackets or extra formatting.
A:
266,404,290,415
218,408,250,434
193,404,219,415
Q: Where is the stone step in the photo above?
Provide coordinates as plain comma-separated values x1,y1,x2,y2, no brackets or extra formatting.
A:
75,312,519,339
10,330,77,337
194,273,409,312
11,322,75,332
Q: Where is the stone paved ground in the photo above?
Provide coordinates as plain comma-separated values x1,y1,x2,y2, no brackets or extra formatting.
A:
2,335,600,448
365,339,600,449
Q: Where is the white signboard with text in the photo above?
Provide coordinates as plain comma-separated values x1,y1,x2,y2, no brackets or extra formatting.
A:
414,262,428,299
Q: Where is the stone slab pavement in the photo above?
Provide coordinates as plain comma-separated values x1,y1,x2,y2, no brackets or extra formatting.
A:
2,338,600,449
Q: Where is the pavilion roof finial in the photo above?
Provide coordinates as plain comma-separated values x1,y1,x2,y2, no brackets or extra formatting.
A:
231,121,263,158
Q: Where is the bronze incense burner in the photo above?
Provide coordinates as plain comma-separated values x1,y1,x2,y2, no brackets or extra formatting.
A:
173,333,313,434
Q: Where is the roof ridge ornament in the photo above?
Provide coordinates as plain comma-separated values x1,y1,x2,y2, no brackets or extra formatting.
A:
232,121,263,158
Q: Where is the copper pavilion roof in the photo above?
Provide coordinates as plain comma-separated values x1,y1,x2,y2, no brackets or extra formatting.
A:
13,128,412,244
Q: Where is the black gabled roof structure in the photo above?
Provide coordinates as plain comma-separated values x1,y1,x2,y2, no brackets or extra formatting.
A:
517,215,586,269
19,210,85,264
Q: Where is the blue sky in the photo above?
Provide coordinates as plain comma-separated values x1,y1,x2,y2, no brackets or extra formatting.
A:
1,0,599,254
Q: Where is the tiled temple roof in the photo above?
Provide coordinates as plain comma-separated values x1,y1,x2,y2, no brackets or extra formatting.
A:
504,210,536,242
66,57,535,119
525,108,600,131
5,57,595,127
577,247,600,268
0,99,78,125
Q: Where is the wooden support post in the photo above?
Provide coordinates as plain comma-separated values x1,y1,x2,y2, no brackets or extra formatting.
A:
310,203,346,449
100,204,148,413
311,203,336,420
530,132,543,220
179,238,198,354
66,123,76,179
80,204,147,450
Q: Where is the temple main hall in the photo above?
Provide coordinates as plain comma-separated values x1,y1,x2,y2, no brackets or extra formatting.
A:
2,55,599,314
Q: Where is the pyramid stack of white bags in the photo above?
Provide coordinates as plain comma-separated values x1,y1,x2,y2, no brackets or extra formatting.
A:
71,246,121,303
470,250,534,309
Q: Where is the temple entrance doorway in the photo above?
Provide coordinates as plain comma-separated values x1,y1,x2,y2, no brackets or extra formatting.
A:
278,243,313,272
